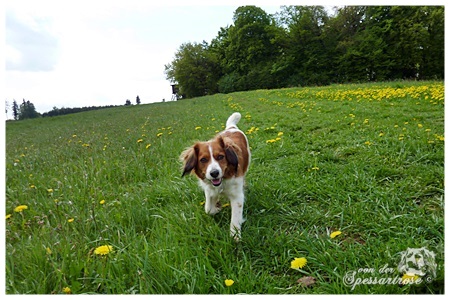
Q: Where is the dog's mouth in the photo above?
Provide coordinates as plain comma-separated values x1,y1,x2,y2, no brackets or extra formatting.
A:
211,178,222,187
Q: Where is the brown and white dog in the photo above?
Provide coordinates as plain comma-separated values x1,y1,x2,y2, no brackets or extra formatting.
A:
180,112,250,240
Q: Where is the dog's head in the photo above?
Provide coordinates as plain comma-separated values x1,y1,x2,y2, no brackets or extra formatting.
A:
180,135,239,187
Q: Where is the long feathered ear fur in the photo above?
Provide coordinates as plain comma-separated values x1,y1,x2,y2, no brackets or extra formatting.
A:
180,145,197,177
220,136,239,173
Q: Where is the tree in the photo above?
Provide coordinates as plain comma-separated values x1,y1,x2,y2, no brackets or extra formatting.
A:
5,100,9,118
12,100,19,120
136,95,141,105
164,41,221,98
125,99,131,106
18,99,40,120
277,6,332,86
217,6,283,92
421,6,444,79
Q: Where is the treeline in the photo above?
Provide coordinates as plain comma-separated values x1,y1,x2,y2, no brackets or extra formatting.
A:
42,105,119,117
7,96,143,120
165,6,444,98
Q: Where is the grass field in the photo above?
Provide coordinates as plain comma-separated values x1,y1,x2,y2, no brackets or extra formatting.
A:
5,81,444,294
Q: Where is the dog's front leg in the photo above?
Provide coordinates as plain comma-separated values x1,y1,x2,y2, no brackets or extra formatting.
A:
204,187,221,215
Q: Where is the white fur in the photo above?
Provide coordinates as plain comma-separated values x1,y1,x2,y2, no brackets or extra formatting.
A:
205,145,222,182
226,112,241,128
200,177,245,240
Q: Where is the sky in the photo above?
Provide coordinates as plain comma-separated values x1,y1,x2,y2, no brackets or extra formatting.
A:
3,0,294,116
3,0,435,117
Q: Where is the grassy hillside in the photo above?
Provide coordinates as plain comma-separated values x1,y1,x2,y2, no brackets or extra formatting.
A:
5,81,444,294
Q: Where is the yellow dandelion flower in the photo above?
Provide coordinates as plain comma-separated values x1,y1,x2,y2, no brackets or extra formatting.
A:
30,184,36,189
195,126,202,130
62,287,71,294
224,279,234,287
330,231,342,238
311,166,319,171
435,134,444,141
291,257,307,270
68,218,74,223
425,129,431,132
401,273,420,284
222,203,230,208
364,141,372,146
146,144,151,149
47,188,54,193
46,247,52,255
418,124,423,128
14,205,28,212
6,214,12,220
157,132,163,137
94,245,113,256
379,132,384,137
137,139,143,143
100,200,106,205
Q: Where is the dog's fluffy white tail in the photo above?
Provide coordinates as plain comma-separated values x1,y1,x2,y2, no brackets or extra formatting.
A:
226,112,242,129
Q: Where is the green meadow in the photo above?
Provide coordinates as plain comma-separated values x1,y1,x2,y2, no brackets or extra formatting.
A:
5,81,444,294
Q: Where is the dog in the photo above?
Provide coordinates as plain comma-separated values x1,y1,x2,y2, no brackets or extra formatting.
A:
180,112,250,240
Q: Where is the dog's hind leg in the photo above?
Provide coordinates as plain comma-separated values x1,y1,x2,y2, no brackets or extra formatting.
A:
229,189,244,241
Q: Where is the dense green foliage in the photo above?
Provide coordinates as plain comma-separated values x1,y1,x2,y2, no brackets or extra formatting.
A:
165,6,444,98
14,99,41,120
6,81,444,294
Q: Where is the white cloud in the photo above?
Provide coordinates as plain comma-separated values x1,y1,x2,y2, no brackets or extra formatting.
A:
6,12,59,71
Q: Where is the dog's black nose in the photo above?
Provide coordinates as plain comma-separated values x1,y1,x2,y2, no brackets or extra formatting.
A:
210,170,220,178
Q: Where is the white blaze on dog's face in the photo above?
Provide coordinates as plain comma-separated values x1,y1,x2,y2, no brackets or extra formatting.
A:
204,144,224,186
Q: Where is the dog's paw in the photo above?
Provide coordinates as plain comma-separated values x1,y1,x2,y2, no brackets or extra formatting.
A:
230,225,241,242
205,202,222,215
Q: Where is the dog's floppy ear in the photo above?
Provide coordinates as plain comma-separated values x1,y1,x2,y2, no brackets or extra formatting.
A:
220,136,239,173
180,145,198,177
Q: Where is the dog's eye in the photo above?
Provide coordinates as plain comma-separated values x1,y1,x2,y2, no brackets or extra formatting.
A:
217,155,224,160
200,158,208,163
